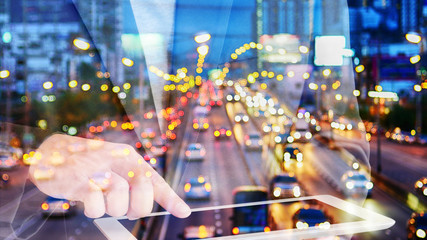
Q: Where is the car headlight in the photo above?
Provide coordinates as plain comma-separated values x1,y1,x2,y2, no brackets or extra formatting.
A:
423,188,427,196
287,136,294,143
258,140,263,145
296,153,303,162
293,186,301,197
318,221,330,229
346,182,354,189
294,132,301,139
274,136,281,143
366,182,374,190
305,132,312,139
246,140,252,146
235,116,241,122
347,124,353,130
352,162,360,170
415,181,423,189
296,221,309,230
243,116,249,122
284,152,291,161
227,95,233,101
273,187,281,197
416,229,426,238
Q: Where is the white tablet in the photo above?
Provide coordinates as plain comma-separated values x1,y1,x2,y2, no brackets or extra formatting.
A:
94,195,395,240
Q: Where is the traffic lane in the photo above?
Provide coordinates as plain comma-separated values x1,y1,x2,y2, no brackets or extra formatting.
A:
226,102,268,186
165,106,254,239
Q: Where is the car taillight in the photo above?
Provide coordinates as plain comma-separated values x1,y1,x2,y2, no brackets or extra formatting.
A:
135,142,142,148
184,183,191,192
210,101,214,106
218,100,223,106
226,130,232,136
62,203,70,210
144,155,150,161
185,151,191,157
232,227,239,235
161,146,167,152
41,203,49,211
205,183,211,192
149,132,155,138
200,149,206,156
264,226,271,232
214,131,220,137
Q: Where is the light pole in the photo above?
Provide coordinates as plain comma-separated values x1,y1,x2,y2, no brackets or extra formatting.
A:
406,32,424,141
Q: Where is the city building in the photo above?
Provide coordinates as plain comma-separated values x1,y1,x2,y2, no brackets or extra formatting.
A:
74,0,124,84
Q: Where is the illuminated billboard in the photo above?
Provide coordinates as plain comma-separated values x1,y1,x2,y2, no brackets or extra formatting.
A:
259,34,302,64
314,36,351,66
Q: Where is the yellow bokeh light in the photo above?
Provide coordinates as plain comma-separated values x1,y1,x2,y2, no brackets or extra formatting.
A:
81,84,91,91
196,67,203,74
43,81,53,90
128,171,135,178
0,70,10,79
231,53,237,59
96,71,104,78
276,74,283,81
197,45,209,56
355,65,365,73
322,69,331,77
73,38,90,50
112,86,120,93
414,84,422,92
353,89,361,96
122,57,134,67
68,80,78,88
261,71,268,77
410,55,421,64
303,72,310,79
267,72,274,78
375,85,383,92
261,83,267,89
123,83,131,90
249,42,256,48
335,94,343,101
256,43,263,50
287,71,295,78
100,84,108,91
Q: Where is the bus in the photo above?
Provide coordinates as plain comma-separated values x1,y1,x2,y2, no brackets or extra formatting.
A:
231,186,270,235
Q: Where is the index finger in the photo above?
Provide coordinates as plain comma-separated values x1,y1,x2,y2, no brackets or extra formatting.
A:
149,169,191,218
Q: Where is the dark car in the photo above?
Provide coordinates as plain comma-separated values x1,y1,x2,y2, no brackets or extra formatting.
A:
292,207,331,230
407,212,427,240
214,127,232,140
415,177,427,197
269,174,302,199
283,145,303,162
41,196,75,217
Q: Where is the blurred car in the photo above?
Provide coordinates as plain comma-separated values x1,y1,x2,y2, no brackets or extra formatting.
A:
269,173,302,199
185,143,206,161
292,207,331,230
341,171,373,197
234,113,249,123
226,93,240,102
183,225,216,239
244,133,263,151
290,130,312,143
274,133,291,145
283,145,303,163
149,140,168,158
0,151,19,170
41,196,75,217
214,127,232,140
184,176,212,200
193,118,209,131
209,97,223,107
141,128,156,139
407,212,427,240
415,177,427,197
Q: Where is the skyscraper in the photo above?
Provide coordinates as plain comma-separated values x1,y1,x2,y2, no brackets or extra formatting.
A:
74,0,124,84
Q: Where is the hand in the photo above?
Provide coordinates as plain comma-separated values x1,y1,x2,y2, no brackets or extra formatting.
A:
29,134,191,219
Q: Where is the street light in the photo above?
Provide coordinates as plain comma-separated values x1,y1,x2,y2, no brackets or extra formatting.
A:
197,45,209,56
73,38,90,50
405,31,424,141
194,33,211,44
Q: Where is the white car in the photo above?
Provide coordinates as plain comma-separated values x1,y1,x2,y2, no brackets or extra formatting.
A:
234,113,249,123
341,171,373,197
185,143,206,161
244,133,263,151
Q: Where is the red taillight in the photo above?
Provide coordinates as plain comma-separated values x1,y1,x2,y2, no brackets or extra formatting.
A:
220,129,226,134
210,101,214,106
41,203,49,211
264,226,271,232
97,126,103,132
149,132,155,138
144,155,150,160
218,100,223,106
62,203,70,210
185,151,191,157
161,146,167,152
232,227,239,235
89,126,96,133
135,142,142,148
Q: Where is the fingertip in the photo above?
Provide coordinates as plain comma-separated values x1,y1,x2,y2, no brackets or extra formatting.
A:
173,201,191,218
